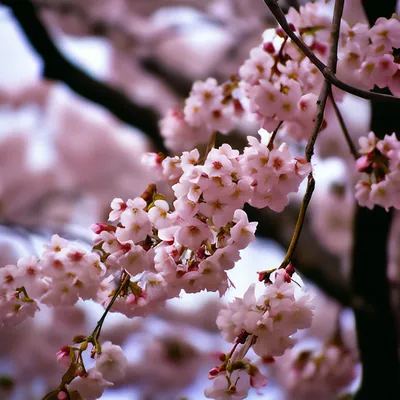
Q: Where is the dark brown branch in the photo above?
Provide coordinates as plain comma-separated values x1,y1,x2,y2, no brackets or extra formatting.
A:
1,0,167,153
278,0,344,269
328,90,359,160
36,0,195,97
267,120,283,150
351,1,400,398
352,207,400,399
263,0,400,104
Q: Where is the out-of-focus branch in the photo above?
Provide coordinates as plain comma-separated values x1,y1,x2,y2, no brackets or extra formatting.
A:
34,0,195,96
1,0,167,153
263,0,400,104
351,1,400,399
329,89,359,160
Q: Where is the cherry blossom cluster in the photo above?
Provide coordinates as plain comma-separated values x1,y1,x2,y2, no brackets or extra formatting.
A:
0,128,315,398
159,4,400,152
355,132,400,210
55,341,128,400
205,359,268,400
160,78,242,152
338,17,400,96
145,131,311,212
241,5,400,141
0,237,105,327
205,269,314,399
239,3,331,142
217,269,314,357
92,189,258,318
276,342,357,399
0,130,310,327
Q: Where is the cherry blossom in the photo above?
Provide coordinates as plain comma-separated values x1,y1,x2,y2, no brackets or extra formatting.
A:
95,341,129,382
355,132,400,210
67,368,113,400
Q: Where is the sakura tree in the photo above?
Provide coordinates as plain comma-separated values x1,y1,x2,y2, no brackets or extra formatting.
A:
0,0,399,399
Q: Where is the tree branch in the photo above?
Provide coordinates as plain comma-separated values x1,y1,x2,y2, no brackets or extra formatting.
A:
352,206,400,398
276,0,343,270
329,89,359,160
263,0,400,104
1,0,167,153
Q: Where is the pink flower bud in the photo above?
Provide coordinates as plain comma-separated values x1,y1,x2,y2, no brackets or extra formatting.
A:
263,42,276,53
284,272,292,283
209,366,221,378
90,223,117,234
57,391,68,400
257,269,276,284
356,155,371,172
56,346,71,367
311,41,327,55
285,263,295,276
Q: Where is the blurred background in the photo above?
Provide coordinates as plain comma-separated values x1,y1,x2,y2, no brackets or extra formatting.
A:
0,0,399,399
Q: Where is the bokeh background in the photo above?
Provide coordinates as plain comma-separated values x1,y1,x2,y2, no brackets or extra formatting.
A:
1,0,399,399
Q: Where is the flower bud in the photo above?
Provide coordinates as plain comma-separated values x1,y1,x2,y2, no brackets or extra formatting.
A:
356,155,371,172
90,223,116,235
208,366,220,378
285,263,295,276
257,268,276,284
263,42,276,53
57,391,67,400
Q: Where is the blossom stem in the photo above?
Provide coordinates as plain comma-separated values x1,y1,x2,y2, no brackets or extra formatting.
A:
263,0,400,104
328,89,359,159
279,0,344,269
42,272,131,399
267,120,284,150
202,131,218,163
279,174,315,269
270,37,288,81
91,272,131,346
232,335,257,362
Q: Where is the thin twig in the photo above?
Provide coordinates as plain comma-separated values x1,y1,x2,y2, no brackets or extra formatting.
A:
263,0,400,104
329,89,359,159
270,36,288,80
267,120,284,150
42,272,131,399
279,173,315,269
92,272,131,346
278,0,345,269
